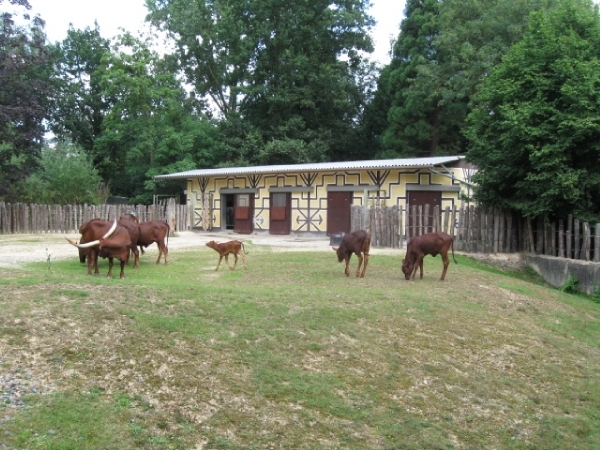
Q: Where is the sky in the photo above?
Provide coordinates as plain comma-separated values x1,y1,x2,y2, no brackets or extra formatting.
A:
25,0,404,66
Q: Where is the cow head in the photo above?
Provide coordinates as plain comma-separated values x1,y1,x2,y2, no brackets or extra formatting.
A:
205,241,217,250
332,246,344,263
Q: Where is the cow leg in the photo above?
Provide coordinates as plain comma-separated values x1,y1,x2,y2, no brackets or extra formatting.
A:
107,257,114,278
232,253,239,270
440,252,450,281
411,256,424,280
360,253,369,278
156,242,168,264
344,256,351,277
215,255,224,271
239,251,248,269
132,246,140,269
355,254,363,277
119,259,126,279
225,254,235,270
419,259,424,279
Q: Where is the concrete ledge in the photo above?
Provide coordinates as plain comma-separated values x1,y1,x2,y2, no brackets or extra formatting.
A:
523,253,600,295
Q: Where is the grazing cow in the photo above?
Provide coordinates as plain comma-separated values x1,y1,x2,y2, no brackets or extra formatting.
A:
402,231,457,281
136,220,170,264
205,240,248,271
66,219,132,278
331,230,371,278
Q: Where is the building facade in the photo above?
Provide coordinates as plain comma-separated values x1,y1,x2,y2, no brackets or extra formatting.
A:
154,156,475,236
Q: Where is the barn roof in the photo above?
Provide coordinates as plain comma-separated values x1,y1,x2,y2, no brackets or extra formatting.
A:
154,155,466,181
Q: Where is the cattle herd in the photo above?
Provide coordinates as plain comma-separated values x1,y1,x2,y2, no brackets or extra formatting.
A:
66,215,457,281
66,213,169,279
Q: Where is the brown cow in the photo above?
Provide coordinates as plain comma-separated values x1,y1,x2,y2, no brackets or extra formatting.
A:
205,240,248,271
401,231,457,281
137,219,170,264
332,230,371,278
66,219,132,278
117,214,141,268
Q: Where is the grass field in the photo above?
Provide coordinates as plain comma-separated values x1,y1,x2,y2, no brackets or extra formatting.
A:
1,239,600,449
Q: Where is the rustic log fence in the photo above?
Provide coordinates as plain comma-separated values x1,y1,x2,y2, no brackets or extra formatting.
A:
0,199,190,235
352,204,600,262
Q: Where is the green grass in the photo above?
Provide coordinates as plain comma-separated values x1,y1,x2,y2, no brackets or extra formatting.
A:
1,242,600,449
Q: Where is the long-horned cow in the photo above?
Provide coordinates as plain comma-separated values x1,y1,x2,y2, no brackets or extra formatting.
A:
117,213,141,268
332,230,371,278
402,231,457,281
66,219,132,278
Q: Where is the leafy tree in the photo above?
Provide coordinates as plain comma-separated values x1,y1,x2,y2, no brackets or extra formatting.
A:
16,141,107,204
146,0,375,165
373,0,558,159
466,0,600,220
47,23,111,154
95,32,222,203
0,0,52,200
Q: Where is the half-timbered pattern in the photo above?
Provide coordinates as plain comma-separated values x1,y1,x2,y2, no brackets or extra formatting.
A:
154,156,474,236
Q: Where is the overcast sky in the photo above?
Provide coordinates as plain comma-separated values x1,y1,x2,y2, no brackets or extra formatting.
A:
26,0,403,66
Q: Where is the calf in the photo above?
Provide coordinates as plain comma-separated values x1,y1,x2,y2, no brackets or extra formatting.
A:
402,231,457,281
332,230,371,278
205,240,248,271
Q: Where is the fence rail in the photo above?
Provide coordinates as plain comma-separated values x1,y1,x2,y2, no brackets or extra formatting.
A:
0,200,190,235
352,204,600,262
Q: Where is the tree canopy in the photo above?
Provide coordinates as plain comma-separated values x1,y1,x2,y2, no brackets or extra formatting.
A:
466,0,600,220
146,0,376,165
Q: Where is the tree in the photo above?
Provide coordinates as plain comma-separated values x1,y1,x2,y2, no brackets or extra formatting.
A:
466,0,600,220
16,141,108,204
146,0,375,165
0,0,52,200
95,33,223,203
373,0,558,159
47,23,111,154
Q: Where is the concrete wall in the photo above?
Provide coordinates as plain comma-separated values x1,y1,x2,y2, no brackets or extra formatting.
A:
523,253,600,295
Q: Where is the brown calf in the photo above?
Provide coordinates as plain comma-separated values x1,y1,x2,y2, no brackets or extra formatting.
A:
402,231,457,281
332,230,371,278
205,240,249,271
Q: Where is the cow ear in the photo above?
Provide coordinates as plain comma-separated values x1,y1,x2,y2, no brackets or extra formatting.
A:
332,247,338,252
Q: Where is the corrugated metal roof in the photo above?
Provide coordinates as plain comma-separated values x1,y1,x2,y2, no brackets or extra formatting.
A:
154,155,465,180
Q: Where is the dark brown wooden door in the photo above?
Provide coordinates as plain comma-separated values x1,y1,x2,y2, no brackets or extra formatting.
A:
269,192,291,235
234,194,254,234
327,191,352,235
408,190,441,235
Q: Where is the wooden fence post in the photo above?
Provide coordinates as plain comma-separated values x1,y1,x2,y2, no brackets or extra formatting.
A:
594,223,600,262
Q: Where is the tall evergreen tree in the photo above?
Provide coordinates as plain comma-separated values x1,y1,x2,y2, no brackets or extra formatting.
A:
0,0,52,200
47,24,111,154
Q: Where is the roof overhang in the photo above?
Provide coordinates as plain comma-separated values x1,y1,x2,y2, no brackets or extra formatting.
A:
153,155,466,181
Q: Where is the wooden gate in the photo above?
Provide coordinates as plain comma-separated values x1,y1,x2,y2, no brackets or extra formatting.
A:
327,191,352,235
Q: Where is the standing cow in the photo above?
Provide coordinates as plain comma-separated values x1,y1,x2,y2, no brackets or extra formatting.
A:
66,219,132,278
332,230,371,278
402,231,457,281
120,213,170,264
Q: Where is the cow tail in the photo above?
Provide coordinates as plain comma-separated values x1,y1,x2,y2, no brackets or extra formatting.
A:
241,242,249,254
165,220,170,247
451,237,458,264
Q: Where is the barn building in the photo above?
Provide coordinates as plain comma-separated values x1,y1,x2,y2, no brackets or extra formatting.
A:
154,155,475,236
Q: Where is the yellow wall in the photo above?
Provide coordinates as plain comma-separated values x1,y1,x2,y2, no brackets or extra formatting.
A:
185,167,469,233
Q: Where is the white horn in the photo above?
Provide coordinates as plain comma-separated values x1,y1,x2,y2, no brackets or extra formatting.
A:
72,239,100,249
103,219,117,239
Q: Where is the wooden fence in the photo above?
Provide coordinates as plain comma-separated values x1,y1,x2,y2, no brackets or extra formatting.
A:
0,199,190,235
351,204,600,261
